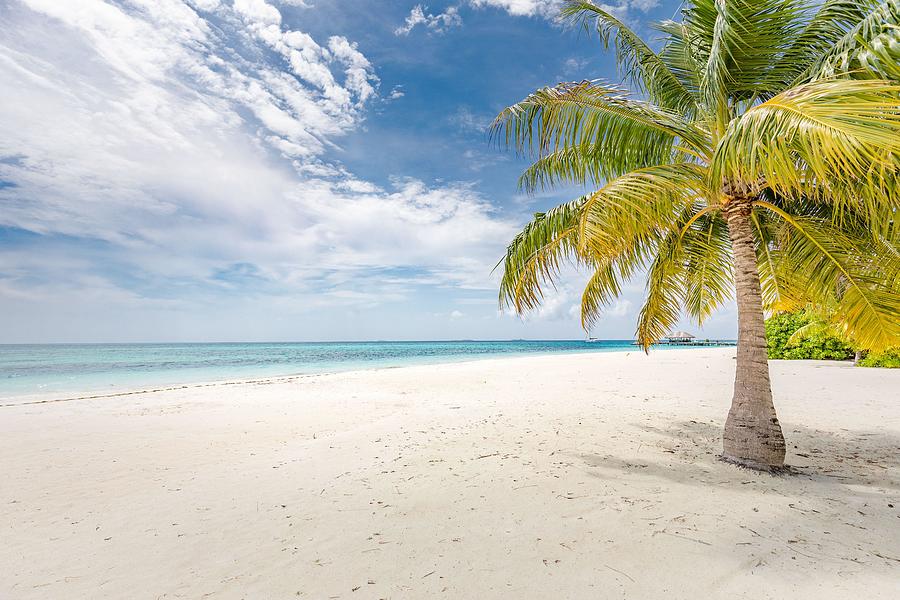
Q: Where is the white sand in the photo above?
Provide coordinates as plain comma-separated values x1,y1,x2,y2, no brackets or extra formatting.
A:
1,348,898,599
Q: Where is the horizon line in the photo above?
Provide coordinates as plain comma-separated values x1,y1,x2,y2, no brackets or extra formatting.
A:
0,338,738,346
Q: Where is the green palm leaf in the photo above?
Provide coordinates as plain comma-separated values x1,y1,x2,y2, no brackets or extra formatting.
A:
756,201,900,350
636,226,689,350
712,79,900,211
561,1,699,114
578,163,709,254
803,0,900,81
498,198,587,314
776,0,883,85
491,81,711,165
681,211,733,323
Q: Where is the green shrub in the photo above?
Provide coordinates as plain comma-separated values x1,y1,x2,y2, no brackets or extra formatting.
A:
857,348,900,368
765,311,854,360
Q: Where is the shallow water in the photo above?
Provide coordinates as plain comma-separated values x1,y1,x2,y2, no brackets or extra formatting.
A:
0,340,715,401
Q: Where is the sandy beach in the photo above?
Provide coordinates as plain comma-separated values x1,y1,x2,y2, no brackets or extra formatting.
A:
1,348,898,599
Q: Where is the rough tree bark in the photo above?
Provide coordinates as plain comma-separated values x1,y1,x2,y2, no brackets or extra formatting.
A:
722,196,786,469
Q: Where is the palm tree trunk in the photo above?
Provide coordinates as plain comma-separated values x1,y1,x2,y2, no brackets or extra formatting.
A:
723,198,786,469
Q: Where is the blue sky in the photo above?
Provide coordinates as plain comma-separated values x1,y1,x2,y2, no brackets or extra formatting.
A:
0,0,737,343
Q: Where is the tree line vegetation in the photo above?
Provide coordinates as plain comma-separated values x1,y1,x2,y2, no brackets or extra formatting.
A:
766,310,899,367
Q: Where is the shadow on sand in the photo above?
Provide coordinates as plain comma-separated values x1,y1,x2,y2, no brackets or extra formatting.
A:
575,418,900,496
568,419,900,567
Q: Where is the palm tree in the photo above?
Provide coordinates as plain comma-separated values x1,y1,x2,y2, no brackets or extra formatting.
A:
493,0,900,469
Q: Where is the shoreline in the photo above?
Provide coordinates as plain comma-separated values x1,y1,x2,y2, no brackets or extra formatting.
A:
0,344,706,407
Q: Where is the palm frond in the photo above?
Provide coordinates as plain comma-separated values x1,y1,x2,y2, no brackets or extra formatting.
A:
755,200,900,351
498,198,587,314
578,163,711,255
561,1,700,114
653,20,704,104
774,0,883,86
516,140,677,194
491,81,711,167
684,0,808,134
575,164,712,329
802,0,900,81
751,206,803,312
635,226,688,351
786,319,839,346
712,79,900,213
632,205,732,345
580,247,643,330
681,210,733,323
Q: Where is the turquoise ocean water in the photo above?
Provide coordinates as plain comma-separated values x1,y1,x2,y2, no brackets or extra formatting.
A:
0,340,712,402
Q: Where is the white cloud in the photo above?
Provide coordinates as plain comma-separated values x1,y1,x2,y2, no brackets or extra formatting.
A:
234,0,282,25
604,299,633,318
390,1,661,41
462,149,507,172
232,0,378,121
593,1,660,20
0,0,517,320
395,4,463,36
187,0,222,12
450,106,491,133
392,1,660,39
328,36,376,102
533,287,577,321
468,0,563,18
469,0,659,20
563,56,589,74
629,0,660,11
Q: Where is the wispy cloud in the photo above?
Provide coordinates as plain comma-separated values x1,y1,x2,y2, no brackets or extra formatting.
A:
563,56,590,74
470,0,660,21
0,0,517,324
394,4,463,36
449,106,492,133
387,85,406,100
469,0,564,18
